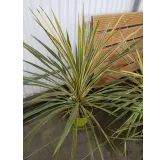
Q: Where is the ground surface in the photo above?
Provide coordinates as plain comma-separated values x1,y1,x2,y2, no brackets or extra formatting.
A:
23,111,143,160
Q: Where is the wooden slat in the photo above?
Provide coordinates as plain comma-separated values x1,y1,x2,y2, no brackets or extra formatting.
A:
106,49,143,68
94,49,142,74
96,62,139,86
92,12,143,32
106,62,139,82
95,25,143,47
95,38,143,63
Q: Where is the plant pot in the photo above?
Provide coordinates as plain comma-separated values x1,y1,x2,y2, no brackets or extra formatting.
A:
75,117,88,127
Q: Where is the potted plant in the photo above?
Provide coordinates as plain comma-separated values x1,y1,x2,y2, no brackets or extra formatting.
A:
23,7,142,159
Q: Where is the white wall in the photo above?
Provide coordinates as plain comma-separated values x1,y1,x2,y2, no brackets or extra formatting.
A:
23,0,143,98
138,0,143,11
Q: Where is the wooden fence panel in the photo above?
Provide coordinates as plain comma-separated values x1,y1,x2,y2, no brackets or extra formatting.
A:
92,12,143,85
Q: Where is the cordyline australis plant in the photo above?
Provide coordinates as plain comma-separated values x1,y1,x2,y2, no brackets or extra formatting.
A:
23,7,142,159
104,49,143,156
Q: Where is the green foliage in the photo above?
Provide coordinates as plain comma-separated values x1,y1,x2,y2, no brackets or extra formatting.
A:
106,50,143,156
23,7,142,159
